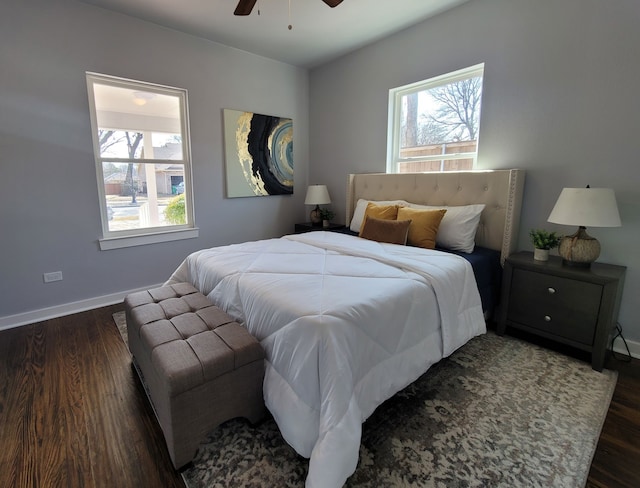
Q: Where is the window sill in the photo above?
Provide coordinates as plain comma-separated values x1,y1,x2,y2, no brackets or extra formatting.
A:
99,228,199,250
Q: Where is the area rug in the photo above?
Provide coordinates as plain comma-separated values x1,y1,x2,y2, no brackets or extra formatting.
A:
113,311,616,487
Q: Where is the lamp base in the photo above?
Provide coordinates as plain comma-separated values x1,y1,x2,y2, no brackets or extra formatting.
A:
558,227,600,268
310,205,322,225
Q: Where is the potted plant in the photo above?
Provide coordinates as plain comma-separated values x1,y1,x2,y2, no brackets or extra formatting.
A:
319,208,335,228
529,228,561,261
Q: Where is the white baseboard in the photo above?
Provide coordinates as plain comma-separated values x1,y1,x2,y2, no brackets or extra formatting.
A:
612,335,640,360
0,283,164,331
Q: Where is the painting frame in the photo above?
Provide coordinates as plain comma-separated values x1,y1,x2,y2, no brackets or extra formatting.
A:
223,109,294,198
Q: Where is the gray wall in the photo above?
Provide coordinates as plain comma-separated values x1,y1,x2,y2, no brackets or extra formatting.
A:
0,0,309,321
309,0,640,345
2,0,638,351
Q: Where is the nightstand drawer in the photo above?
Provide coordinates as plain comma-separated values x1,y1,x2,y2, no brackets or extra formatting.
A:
507,268,602,345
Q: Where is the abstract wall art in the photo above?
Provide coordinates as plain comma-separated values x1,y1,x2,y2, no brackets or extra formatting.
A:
223,109,293,198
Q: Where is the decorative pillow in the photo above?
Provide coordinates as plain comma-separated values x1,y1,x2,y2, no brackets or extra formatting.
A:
360,217,412,245
349,199,409,233
407,203,485,253
396,207,447,249
359,202,401,234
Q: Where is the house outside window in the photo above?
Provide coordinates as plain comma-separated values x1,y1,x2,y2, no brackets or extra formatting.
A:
387,64,484,174
86,73,197,250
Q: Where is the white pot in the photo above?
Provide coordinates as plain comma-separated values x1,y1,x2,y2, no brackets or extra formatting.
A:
322,220,330,228
534,248,549,261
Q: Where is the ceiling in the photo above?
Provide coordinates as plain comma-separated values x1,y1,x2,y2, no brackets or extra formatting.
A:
79,0,469,68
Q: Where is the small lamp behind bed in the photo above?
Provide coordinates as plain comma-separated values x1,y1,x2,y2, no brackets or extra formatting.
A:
305,185,331,225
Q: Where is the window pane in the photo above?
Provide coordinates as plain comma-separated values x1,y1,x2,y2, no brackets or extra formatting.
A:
400,76,482,152
103,162,186,232
98,130,183,160
397,158,474,173
92,83,183,160
98,130,144,159
152,133,183,160
388,64,484,174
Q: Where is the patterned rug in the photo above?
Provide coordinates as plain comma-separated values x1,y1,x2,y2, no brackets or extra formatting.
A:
113,311,616,487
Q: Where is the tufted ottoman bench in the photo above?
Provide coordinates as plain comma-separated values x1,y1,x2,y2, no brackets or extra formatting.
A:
124,282,266,469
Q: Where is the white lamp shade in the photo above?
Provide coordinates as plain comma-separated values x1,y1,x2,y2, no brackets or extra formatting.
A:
547,188,621,228
304,185,331,205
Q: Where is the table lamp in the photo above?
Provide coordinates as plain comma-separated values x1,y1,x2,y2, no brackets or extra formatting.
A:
304,185,331,225
547,186,621,267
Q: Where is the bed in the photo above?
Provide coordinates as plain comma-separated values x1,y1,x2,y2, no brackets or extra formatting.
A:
166,169,524,488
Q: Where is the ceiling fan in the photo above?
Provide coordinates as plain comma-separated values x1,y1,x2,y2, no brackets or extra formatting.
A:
234,0,344,16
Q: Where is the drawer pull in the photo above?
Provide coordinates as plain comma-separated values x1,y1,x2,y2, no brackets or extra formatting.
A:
547,287,556,294
544,315,552,322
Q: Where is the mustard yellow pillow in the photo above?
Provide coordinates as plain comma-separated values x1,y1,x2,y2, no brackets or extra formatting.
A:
397,207,447,249
359,203,399,234
360,217,412,245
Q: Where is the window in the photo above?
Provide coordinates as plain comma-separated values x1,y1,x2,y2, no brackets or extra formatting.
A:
86,73,197,250
387,64,484,174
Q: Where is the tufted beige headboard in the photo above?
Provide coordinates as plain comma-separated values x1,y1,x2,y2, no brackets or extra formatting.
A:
346,170,525,264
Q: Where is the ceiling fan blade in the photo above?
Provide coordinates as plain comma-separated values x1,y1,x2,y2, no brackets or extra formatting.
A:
234,0,257,16
322,0,344,7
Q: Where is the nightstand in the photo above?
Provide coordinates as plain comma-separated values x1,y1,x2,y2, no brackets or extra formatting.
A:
497,251,625,371
294,222,346,234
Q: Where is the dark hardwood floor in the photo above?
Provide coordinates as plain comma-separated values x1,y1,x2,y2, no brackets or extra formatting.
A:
0,304,184,488
0,304,638,487
587,353,640,487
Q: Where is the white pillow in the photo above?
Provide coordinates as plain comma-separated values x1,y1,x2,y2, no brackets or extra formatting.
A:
349,199,410,233
407,203,485,253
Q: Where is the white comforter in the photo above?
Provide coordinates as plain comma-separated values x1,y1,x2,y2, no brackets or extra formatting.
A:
166,231,485,487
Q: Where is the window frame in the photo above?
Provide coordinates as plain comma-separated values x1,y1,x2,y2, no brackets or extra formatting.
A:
86,72,197,250
386,63,485,174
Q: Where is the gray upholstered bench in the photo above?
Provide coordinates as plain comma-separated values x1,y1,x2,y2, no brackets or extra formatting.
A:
124,282,266,469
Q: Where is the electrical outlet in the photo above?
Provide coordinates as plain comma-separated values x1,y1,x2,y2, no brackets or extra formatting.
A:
43,271,63,283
